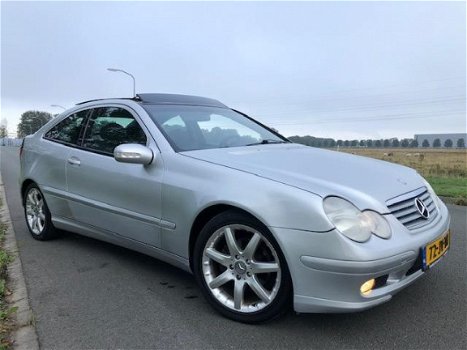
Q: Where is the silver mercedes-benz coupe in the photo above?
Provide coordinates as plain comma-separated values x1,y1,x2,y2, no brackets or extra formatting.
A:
19,93,451,323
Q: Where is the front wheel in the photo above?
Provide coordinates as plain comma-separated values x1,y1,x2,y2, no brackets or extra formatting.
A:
193,210,292,323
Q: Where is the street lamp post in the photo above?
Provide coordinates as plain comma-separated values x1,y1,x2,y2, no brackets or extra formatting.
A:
107,68,136,97
51,104,66,111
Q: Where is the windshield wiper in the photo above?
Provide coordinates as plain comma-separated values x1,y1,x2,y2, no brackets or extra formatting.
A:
245,139,288,146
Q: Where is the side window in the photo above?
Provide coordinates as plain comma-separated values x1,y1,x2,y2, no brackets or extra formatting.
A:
82,107,147,155
44,110,88,145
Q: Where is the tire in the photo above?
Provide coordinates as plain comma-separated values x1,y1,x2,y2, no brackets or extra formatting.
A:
23,183,59,240
193,210,292,323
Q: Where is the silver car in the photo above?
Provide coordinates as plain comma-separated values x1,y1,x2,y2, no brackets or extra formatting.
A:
19,93,451,323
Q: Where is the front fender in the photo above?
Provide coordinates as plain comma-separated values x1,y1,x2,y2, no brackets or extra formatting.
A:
160,154,333,258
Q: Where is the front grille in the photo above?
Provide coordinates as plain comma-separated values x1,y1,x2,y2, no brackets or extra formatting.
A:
386,187,438,230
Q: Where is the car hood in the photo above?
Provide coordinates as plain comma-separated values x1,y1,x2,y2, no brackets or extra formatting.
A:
183,144,424,212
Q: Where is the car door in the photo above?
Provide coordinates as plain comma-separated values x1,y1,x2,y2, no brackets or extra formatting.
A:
65,105,163,247
40,109,90,218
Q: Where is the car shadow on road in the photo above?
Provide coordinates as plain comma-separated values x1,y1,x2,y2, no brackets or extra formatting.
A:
57,228,432,324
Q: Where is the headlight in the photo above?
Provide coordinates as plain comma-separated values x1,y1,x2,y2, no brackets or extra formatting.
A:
323,197,392,242
360,211,391,239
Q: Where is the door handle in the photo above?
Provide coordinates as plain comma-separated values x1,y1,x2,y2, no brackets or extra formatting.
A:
67,157,81,166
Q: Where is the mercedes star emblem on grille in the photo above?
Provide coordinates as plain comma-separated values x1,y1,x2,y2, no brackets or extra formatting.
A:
414,197,430,219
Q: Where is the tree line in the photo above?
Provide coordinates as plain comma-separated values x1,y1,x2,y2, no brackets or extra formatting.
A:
288,135,465,148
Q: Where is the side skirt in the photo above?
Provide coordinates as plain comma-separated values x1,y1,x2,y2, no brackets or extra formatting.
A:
52,216,192,273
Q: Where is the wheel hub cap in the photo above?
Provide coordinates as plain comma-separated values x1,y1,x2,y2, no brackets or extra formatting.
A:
234,261,247,275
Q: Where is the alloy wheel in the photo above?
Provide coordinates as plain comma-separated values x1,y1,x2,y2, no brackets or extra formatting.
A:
202,224,281,313
25,188,46,235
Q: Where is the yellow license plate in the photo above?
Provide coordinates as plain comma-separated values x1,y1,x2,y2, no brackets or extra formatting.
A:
423,230,450,269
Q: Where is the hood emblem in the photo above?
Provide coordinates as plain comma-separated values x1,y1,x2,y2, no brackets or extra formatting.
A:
414,198,430,219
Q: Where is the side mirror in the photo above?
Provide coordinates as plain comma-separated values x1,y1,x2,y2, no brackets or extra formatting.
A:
114,144,154,165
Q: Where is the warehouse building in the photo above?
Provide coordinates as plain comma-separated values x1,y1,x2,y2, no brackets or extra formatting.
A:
414,133,466,148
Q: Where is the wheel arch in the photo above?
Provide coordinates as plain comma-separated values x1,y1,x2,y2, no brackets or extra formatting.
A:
188,203,267,271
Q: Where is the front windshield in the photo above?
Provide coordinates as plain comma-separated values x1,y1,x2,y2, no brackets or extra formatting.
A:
143,104,288,151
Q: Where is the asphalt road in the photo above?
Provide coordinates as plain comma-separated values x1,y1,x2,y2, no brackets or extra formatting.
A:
1,146,466,349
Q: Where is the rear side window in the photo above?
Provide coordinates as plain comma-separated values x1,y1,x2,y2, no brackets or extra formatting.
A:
44,110,88,145
82,107,147,154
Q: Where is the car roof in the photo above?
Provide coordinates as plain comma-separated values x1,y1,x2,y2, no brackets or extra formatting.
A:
76,93,227,108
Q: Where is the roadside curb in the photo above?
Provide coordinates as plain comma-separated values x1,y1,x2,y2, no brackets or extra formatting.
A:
0,172,40,350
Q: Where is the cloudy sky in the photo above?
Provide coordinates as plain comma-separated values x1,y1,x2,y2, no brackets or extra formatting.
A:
1,1,465,139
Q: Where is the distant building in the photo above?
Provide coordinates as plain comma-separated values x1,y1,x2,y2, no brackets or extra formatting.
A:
414,133,466,148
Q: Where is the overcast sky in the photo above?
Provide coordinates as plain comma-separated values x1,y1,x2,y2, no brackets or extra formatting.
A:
1,1,465,139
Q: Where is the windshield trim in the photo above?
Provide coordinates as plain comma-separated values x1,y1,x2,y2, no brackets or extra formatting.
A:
230,108,290,144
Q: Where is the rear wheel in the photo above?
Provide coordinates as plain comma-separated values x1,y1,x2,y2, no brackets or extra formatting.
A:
193,210,292,323
23,184,59,240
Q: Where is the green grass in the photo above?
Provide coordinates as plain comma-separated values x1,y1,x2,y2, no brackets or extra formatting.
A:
427,176,467,205
339,148,467,204
0,199,14,349
0,248,11,283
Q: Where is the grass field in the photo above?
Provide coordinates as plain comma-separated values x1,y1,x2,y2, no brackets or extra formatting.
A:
0,198,14,350
338,148,467,204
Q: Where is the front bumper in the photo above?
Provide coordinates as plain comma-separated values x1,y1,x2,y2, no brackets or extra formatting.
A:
269,201,451,313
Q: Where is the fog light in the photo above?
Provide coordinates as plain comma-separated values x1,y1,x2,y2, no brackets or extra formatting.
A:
360,279,375,295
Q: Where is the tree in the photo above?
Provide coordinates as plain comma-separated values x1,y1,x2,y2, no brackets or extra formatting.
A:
457,138,465,148
336,140,343,147
0,118,7,146
366,139,373,148
401,139,410,148
17,111,52,138
422,139,430,148
328,139,336,148
288,136,300,144
359,140,365,147
350,139,358,147
343,140,350,147
383,139,391,147
374,140,382,148
304,136,315,146
444,139,453,148
392,139,400,147
0,126,7,146
433,138,441,148
410,139,419,148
